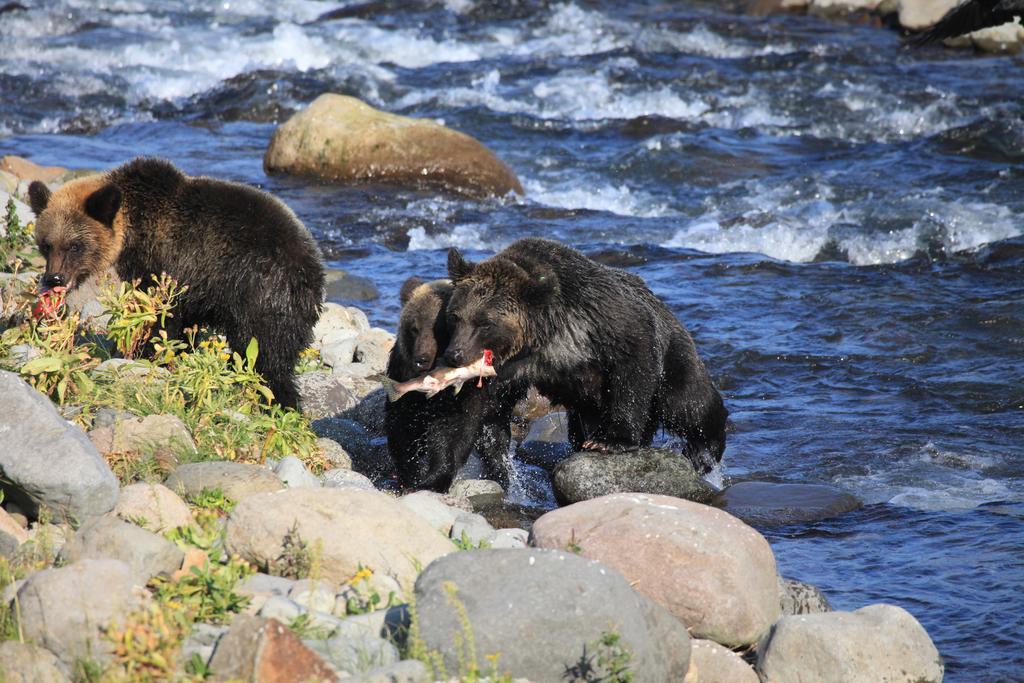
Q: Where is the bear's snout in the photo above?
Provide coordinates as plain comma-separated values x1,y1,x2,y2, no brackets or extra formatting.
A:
40,272,66,292
414,354,433,371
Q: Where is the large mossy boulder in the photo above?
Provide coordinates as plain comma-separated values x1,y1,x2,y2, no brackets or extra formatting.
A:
264,94,524,199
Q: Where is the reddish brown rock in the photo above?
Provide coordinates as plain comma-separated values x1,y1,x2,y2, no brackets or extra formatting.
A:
531,493,781,647
264,94,524,199
208,615,338,682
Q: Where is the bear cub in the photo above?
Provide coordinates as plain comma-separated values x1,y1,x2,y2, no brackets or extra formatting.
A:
28,157,324,408
445,237,727,472
385,276,520,491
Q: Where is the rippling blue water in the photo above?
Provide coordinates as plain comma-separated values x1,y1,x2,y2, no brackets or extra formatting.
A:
2,1,1022,679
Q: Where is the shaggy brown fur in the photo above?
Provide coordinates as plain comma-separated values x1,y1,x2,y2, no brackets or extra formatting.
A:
28,157,324,408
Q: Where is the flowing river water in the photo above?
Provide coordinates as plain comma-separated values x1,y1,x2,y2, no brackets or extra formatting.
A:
2,1,1023,678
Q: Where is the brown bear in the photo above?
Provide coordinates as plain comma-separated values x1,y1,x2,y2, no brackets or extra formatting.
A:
444,237,727,473
28,157,324,408
385,276,522,491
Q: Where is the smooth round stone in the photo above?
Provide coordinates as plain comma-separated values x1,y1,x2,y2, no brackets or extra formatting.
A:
713,481,861,526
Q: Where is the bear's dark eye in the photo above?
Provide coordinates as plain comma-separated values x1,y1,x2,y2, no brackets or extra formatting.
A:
39,242,50,256
409,325,419,336
69,242,83,254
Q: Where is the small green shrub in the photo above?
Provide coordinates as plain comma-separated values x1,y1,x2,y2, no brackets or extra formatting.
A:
149,553,251,625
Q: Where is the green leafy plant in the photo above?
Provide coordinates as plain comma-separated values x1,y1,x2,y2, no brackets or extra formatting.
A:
267,522,311,580
1,198,33,270
186,487,235,517
103,602,190,681
99,272,187,360
149,553,252,625
343,566,398,616
453,530,492,552
287,612,336,641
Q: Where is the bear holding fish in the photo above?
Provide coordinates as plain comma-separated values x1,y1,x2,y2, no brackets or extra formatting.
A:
384,237,727,492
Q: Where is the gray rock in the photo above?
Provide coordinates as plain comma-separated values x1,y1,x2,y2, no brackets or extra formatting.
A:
225,488,454,588
714,481,861,526
0,507,29,559
110,413,195,453
322,468,375,490
58,515,184,582
114,482,192,533
0,641,69,683
258,595,305,623
324,268,381,302
321,335,359,370
298,371,358,420
6,344,40,367
164,461,283,502
353,328,394,375
0,371,119,520
275,455,323,489
91,407,136,430
414,549,691,681
238,572,297,598
339,388,386,436
16,559,148,669
290,578,338,613
306,635,400,676
448,479,504,511
347,660,429,683
398,491,460,535
313,303,370,348
450,511,494,547
317,438,353,470
490,528,529,549
178,623,228,677
553,447,717,505
690,638,758,683
757,604,944,683
779,576,832,615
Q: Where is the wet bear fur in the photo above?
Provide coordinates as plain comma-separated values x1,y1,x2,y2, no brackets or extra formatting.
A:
444,237,727,472
384,276,520,491
28,157,324,408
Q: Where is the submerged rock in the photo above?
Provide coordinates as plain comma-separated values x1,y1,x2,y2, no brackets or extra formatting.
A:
264,94,524,199
757,603,944,682
552,447,717,505
531,492,781,647
0,371,119,520
713,481,861,526
414,548,691,681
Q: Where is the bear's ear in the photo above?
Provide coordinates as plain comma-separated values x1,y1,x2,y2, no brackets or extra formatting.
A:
28,181,51,216
399,276,423,306
84,184,122,228
447,248,476,281
519,265,558,305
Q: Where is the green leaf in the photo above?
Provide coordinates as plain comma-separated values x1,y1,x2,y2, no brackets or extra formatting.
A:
21,356,64,375
245,337,259,369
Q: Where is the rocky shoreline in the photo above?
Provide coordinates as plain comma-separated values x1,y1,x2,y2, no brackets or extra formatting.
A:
1,152,944,682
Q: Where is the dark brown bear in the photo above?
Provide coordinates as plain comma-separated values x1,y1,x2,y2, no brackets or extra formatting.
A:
28,157,324,408
444,237,727,472
385,276,521,491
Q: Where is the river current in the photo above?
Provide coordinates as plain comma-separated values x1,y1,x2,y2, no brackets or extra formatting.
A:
2,1,1023,679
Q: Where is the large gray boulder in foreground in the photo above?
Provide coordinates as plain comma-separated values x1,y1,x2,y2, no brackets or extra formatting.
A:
414,549,691,682
757,603,944,683
15,559,148,669
0,371,118,520
58,515,184,582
